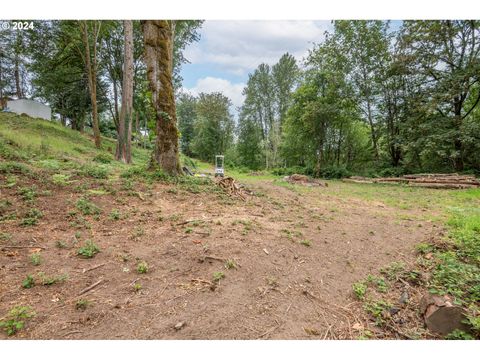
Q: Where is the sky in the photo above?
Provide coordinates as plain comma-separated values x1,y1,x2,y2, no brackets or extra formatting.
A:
180,20,334,110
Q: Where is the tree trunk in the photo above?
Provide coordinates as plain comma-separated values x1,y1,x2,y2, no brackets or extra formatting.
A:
112,79,120,133
116,20,134,164
81,21,102,149
14,55,22,99
142,20,182,175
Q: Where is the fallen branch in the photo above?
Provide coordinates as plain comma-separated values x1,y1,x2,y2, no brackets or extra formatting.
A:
1,245,46,250
83,262,106,273
78,279,104,296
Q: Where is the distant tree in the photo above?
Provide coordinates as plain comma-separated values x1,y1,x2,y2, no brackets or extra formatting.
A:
176,92,197,156
192,92,234,163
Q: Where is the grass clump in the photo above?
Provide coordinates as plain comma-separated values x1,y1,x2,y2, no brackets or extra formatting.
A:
20,208,43,226
0,161,31,175
37,272,68,286
30,253,42,266
109,209,121,220
213,271,225,282
0,305,35,336
52,173,72,186
77,240,100,258
300,239,312,247
225,259,237,270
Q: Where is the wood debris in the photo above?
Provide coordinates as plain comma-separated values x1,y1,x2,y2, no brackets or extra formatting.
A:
215,176,249,200
343,173,480,189
283,174,328,187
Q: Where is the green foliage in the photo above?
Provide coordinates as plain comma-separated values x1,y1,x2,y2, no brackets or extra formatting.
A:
352,281,367,300
0,306,35,336
76,197,102,216
93,152,113,164
22,275,35,289
212,271,225,282
77,240,100,258
363,299,392,326
37,272,68,285
109,209,121,220
300,239,312,247
365,275,388,293
0,161,31,175
224,259,237,270
75,299,90,311
30,253,42,266
136,261,148,274
18,186,37,202
21,208,43,226
52,173,72,186
79,163,109,179
444,330,474,340
191,92,235,163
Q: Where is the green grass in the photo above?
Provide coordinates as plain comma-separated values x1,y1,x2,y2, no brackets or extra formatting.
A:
0,305,35,336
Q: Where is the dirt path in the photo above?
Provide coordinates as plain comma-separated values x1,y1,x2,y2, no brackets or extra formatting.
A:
0,177,435,339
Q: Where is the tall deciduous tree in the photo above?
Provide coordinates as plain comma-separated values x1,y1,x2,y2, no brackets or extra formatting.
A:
116,20,134,163
401,20,480,171
80,20,102,148
142,20,182,175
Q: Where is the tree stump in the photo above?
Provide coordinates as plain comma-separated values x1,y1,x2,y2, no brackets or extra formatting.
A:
420,294,470,336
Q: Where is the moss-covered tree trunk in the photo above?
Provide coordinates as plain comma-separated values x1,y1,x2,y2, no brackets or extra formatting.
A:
142,20,182,175
116,20,134,163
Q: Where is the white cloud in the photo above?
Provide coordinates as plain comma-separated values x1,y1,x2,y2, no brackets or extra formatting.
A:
184,20,332,74
183,76,246,109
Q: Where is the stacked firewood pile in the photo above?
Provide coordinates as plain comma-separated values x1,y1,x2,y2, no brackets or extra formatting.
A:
215,177,251,200
344,173,480,189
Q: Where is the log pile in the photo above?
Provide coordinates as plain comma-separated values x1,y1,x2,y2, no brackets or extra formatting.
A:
343,173,480,189
215,176,249,200
283,174,328,187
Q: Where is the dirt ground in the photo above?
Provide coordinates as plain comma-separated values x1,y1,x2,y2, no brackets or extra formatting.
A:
0,175,437,339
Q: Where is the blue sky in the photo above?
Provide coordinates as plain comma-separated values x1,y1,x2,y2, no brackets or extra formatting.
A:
179,20,333,108
179,20,403,110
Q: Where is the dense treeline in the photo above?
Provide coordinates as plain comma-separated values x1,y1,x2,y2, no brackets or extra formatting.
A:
1,20,479,176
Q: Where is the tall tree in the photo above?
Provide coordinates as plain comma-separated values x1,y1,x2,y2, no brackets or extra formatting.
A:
142,20,182,175
116,20,134,163
191,92,234,162
80,20,102,148
401,20,480,171
176,92,197,156
333,20,390,160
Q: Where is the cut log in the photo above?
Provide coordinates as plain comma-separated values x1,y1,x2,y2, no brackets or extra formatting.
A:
420,294,470,336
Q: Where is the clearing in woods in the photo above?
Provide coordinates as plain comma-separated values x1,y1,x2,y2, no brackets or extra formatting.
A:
0,114,478,339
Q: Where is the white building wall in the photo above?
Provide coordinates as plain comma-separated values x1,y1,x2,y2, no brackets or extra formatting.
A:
5,99,51,121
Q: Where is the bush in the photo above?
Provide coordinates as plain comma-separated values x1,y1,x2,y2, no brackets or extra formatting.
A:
319,165,352,179
93,153,113,164
77,240,100,258
80,163,109,179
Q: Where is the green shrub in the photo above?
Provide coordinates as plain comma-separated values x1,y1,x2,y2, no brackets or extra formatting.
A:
22,275,35,289
80,164,109,179
76,197,102,215
0,305,36,336
352,282,367,300
93,153,113,164
77,240,100,258
20,208,43,226
30,253,42,266
0,161,30,175
137,261,149,274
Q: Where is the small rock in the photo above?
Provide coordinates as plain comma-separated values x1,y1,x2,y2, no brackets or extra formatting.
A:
399,290,409,305
390,307,400,315
420,294,470,336
174,321,186,331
